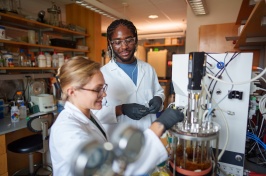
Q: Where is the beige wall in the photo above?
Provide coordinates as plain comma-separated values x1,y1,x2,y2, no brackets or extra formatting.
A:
186,0,242,53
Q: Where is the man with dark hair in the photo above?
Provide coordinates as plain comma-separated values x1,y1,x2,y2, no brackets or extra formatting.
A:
93,19,165,134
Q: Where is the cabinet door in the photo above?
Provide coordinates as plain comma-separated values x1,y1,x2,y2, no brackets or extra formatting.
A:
0,135,7,175
199,23,240,53
198,22,260,66
0,153,7,175
0,135,6,155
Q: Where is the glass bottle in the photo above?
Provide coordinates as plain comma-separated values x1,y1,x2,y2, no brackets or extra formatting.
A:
19,49,27,67
27,54,32,67
15,91,24,108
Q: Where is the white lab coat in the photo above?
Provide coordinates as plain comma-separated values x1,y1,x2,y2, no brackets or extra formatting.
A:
92,59,165,134
49,101,168,176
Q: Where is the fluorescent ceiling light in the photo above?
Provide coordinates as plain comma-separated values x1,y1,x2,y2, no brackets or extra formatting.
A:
186,0,208,15
138,32,185,40
148,15,158,19
74,0,127,20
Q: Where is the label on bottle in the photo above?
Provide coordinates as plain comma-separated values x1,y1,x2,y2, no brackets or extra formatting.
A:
17,99,24,107
11,106,20,122
38,55,46,67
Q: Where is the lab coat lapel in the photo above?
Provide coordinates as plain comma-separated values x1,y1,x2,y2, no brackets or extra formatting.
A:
90,113,109,141
136,61,145,90
109,60,137,88
64,102,108,142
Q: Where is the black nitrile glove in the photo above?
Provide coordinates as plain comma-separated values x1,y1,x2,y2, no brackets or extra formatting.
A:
154,108,184,132
122,103,150,120
148,96,163,113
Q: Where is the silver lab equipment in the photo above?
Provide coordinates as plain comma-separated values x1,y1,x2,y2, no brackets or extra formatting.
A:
71,124,145,176
171,52,253,176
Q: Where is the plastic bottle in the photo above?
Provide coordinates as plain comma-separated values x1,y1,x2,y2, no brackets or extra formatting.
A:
15,91,24,107
11,102,20,122
19,102,27,119
58,53,64,67
37,52,46,67
19,49,27,67
45,52,52,67
52,51,59,68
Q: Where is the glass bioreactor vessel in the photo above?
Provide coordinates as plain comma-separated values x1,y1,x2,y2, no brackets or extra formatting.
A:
169,52,220,176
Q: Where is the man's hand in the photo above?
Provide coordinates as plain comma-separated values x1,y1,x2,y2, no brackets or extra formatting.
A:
122,103,150,120
148,96,162,113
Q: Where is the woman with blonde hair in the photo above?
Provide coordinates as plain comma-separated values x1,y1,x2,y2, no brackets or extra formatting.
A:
49,56,184,176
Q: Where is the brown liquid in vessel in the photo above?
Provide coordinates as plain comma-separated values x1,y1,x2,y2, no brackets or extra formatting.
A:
173,145,211,171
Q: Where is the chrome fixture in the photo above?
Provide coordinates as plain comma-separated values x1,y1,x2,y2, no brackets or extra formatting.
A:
186,0,208,15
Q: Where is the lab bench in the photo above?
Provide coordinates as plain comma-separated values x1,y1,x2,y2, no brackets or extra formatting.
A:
0,117,28,135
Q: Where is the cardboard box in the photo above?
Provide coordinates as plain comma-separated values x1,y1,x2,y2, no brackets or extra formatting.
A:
164,37,171,45
171,38,178,45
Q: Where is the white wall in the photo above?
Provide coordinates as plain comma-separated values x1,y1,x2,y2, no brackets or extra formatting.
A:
185,0,242,53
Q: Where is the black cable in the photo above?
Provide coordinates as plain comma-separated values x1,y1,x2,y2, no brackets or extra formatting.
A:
246,157,266,168
205,53,220,63
208,52,240,102
207,52,239,92
209,52,230,101
208,52,239,91
206,61,213,66
246,149,266,167
206,67,215,75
